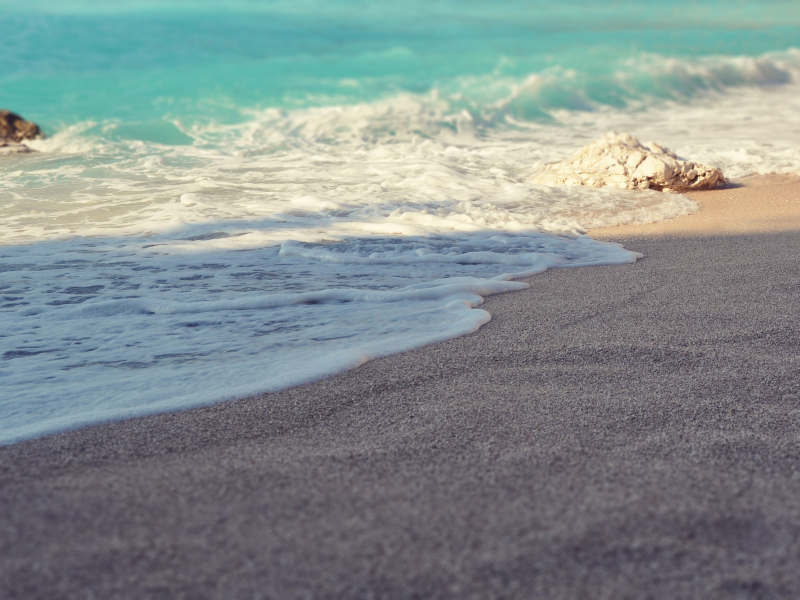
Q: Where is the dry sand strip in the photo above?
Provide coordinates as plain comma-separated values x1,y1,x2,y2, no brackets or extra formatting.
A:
3,175,800,598
592,173,800,238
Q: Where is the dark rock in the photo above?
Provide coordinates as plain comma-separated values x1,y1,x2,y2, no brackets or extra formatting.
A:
0,109,42,143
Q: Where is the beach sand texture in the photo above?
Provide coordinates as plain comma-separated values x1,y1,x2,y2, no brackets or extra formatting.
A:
2,176,800,597
593,173,800,237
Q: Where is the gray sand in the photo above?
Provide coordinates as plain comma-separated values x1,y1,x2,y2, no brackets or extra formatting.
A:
2,231,800,599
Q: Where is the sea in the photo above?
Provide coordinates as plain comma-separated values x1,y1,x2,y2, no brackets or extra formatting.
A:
2,0,800,444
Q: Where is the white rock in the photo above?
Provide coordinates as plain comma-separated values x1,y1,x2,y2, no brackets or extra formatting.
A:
532,132,725,191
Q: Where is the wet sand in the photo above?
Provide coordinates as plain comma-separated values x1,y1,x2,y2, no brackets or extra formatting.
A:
3,175,800,598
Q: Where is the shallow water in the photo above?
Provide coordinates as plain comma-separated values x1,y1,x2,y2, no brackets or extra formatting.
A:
2,0,799,444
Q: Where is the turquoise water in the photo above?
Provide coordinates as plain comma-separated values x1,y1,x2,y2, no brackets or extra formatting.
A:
2,0,800,444
3,0,800,140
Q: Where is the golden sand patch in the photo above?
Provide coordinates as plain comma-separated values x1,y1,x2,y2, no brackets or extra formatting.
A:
590,174,800,239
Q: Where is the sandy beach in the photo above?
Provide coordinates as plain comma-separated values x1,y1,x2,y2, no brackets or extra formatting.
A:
592,173,800,238
3,174,800,598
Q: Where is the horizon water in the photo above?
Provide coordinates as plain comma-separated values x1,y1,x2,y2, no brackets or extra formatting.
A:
2,0,800,444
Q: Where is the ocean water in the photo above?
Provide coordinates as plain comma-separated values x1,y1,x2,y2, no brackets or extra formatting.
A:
2,0,800,444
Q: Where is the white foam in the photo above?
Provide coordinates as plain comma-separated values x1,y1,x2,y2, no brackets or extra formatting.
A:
0,232,638,444
4,52,800,443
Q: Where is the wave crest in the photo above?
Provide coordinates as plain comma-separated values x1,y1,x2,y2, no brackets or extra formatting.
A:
178,49,800,153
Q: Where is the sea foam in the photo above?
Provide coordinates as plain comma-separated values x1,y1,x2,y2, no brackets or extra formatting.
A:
3,46,800,443
0,230,638,444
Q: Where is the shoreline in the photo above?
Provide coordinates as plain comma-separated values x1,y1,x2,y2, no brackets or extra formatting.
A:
3,175,800,597
591,173,800,238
